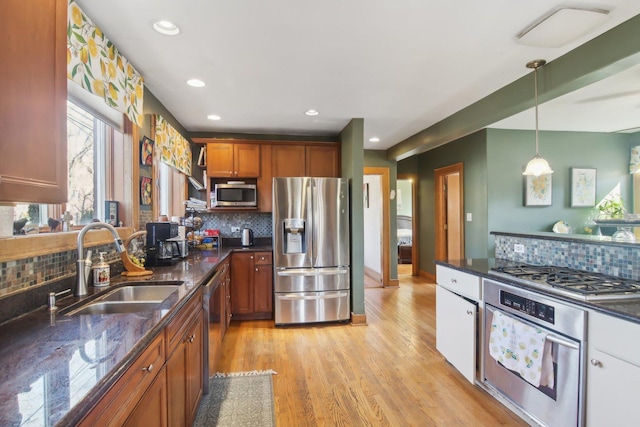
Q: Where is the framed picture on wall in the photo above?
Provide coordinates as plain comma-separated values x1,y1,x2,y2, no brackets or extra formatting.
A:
141,177,152,205
571,168,596,207
524,174,552,206
140,136,154,166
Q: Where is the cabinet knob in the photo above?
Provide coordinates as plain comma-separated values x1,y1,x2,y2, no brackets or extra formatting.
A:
255,268,258,272
590,359,602,367
142,364,154,373
466,310,473,315
187,334,196,343
250,255,254,259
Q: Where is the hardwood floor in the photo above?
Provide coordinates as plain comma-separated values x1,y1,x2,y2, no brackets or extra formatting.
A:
216,276,528,426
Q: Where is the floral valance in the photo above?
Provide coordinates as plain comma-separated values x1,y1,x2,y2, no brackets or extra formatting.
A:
155,115,192,175
630,146,640,174
67,0,144,126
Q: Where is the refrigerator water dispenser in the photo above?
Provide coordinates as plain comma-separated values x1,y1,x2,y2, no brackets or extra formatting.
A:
283,218,305,254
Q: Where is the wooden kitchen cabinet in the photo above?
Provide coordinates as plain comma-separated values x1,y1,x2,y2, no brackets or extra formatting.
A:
435,265,480,384
306,145,340,177
272,145,306,177
231,251,273,320
0,0,68,204
79,333,166,426
166,291,204,427
206,142,260,178
586,311,640,425
123,366,168,427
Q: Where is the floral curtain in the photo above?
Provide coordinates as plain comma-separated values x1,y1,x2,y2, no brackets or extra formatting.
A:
155,115,192,176
630,146,640,174
67,0,144,126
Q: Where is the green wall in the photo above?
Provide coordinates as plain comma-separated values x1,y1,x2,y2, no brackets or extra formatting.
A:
364,150,398,281
487,129,635,252
396,180,412,217
407,130,488,276
341,119,365,315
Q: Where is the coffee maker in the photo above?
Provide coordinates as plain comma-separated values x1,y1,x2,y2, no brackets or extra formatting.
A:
145,222,180,266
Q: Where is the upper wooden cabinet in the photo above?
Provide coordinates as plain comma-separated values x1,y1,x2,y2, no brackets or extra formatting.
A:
271,145,305,177
0,0,68,204
305,145,340,177
205,143,260,178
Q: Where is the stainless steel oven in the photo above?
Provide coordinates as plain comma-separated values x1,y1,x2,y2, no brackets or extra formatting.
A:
483,278,586,427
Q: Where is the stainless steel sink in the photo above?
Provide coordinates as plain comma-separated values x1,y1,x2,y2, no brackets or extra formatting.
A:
67,301,161,315
64,283,181,316
100,285,179,302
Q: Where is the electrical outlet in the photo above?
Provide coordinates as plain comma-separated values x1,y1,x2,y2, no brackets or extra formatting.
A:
231,226,240,233
514,244,525,254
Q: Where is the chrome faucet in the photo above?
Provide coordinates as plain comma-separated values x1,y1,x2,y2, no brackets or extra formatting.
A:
76,222,125,296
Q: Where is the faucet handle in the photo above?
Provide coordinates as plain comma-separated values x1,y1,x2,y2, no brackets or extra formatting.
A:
49,289,71,311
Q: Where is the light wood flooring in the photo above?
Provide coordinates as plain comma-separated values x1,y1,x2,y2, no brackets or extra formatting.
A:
216,274,528,426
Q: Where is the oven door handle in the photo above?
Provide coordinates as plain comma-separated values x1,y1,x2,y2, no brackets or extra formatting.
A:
546,334,579,350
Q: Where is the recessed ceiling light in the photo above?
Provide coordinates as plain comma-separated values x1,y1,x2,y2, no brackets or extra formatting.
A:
153,20,180,36
187,79,206,88
304,109,319,116
369,137,380,143
207,114,221,121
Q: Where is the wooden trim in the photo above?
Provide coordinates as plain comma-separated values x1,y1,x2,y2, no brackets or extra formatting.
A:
128,121,141,230
398,173,419,276
388,279,400,287
0,227,135,262
363,167,390,288
434,163,464,262
192,137,339,148
351,312,367,325
419,270,436,283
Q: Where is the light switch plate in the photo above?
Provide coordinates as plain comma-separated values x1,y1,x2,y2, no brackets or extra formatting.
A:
514,244,525,254
466,213,472,222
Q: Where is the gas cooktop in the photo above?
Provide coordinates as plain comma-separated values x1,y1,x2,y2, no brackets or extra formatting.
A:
489,264,640,301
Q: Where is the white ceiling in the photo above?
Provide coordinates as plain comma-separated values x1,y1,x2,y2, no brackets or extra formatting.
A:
75,0,640,150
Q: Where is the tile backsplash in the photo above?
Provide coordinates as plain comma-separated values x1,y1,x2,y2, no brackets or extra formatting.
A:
199,212,272,237
494,233,640,280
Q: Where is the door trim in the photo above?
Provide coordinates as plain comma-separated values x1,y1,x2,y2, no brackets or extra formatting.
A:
363,167,390,287
434,163,464,261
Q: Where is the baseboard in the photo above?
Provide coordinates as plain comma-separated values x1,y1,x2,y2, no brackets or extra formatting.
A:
419,270,436,283
351,312,367,325
364,266,382,283
388,278,399,287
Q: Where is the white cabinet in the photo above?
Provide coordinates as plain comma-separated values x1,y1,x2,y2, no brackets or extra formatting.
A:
586,311,640,426
435,265,481,384
436,285,477,383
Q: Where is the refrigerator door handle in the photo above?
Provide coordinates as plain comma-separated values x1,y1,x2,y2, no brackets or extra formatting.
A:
276,268,348,277
279,292,349,300
307,179,316,265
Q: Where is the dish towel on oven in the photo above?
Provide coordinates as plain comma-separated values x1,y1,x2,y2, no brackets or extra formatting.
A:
489,310,554,388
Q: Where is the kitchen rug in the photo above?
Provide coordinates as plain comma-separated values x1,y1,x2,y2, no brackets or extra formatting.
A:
194,370,277,427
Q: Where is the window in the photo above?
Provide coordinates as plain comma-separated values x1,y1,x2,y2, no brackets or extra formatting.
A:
157,161,187,219
13,101,124,232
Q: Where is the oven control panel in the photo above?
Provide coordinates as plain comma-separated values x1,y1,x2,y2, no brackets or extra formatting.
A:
500,290,555,325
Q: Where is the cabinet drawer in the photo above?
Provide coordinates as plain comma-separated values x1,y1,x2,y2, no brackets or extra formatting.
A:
254,252,272,265
166,290,203,356
589,311,640,366
80,333,166,427
436,265,481,301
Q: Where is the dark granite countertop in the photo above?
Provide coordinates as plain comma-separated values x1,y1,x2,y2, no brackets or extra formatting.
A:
436,258,640,325
0,245,272,427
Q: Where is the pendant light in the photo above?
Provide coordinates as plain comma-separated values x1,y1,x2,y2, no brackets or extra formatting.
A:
522,59,554,176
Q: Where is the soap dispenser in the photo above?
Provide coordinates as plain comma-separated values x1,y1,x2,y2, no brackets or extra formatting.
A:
93,252,110,287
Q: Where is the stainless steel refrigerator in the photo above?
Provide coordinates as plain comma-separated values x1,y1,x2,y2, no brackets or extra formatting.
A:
272,177,350,325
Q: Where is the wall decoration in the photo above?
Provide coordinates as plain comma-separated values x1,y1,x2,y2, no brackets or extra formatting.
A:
141,177,152,205
364,183,369,208
571,168,596,207
524,174,552,206
141,136,154,166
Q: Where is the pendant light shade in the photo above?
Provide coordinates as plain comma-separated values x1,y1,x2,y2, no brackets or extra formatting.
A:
522,59,554,176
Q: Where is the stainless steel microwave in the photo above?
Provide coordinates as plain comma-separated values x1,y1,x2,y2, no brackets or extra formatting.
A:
211,183,257,207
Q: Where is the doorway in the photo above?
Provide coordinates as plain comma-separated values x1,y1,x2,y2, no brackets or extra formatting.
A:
434,163,464,261
397,174,418,276
363,167,390,287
